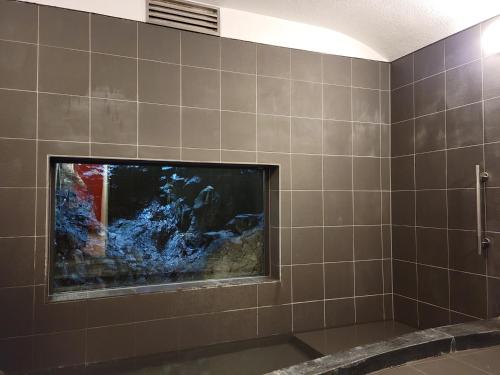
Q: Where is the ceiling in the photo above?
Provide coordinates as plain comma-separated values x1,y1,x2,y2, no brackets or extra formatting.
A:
201,0,500,61
20,0,500,61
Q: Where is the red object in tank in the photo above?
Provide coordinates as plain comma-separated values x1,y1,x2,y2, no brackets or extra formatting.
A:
74,164,104,222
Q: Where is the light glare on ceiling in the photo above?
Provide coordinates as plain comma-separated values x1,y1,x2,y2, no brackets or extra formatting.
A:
482,18,500,56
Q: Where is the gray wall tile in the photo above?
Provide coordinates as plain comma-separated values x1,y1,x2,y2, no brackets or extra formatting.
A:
0,0,37,43
91,98,137,144
446,102,483,148
292,227,323,264
39,6,89,50
324,227,353,262
485,97,500,142
354,226,382,260
322,54,350,85
91,14,137,57
352,59,379,89
0,40,37,90
414,113,445,153
181,107,220,149
325,263,354,299
323,156,352,190
91,53,136,100
391,54,413,89
324,191,353,226
221,38,256,74
446,60,482,109
291,154,322,190
0,89,36,138
291,117,322,154
257,114,290,153
182,66,220,109
0,139,36,187
138,103,180,147
291,49,321,82
221,71,256,112
414,41,444,80
0,188,35,236
38,93,89,142
291,80,322,117
354,191,381,225
257,44,290,78
445,25,481,69
353,157,380,190
139,23,179,63
221,111,256,151
139,60,180,105
415,151,446,189
355,261,383,295
391,84,413,122
0,237,36,288
257,76,290,115
181,31,220,69
323,120,352,155
484,53,500,100
353,123,380,156
323,84,351,120
352,88,380,123
414,73,445,116
292,191,323,227
91,143,136,158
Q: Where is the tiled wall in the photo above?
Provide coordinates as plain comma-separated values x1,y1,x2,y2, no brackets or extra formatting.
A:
0,0,391,372
391,16,500,329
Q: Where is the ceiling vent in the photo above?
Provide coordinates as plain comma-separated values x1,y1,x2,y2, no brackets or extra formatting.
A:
147,0,220,36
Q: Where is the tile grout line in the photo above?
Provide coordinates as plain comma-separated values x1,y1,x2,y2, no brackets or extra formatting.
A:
0,91,395,124
31,5,40,369
321,53,326,328
412,52,420,328
179,32,183,160
350,58,357,323
255,43,258,161
393,293,483,320
84,11,92,366
387,63,395,320
88,13,92,154
136,22,139,158
391,96,496,126
135,20,139,356
218,37,222,163
379,62,386,320
444,40,452,324
288,48,294,332
254,42,260,337
391,55,483,92
393,257,497,279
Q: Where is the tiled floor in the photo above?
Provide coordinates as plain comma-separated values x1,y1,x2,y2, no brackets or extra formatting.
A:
295,321,416,355
371,345,500,374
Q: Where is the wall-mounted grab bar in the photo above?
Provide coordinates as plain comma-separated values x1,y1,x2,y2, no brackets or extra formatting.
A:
476,164,490,256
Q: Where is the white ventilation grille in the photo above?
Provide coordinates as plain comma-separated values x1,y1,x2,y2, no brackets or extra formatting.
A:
147,0,220,36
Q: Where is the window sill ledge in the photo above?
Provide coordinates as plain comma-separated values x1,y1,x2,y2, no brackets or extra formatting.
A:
48,275,280,302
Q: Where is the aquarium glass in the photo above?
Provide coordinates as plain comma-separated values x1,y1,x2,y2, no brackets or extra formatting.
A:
49,159,267,295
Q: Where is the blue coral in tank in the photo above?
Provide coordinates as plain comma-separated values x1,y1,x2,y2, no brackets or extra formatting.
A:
51,161,266,294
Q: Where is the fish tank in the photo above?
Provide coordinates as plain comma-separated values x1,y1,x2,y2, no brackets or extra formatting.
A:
48,157,269,296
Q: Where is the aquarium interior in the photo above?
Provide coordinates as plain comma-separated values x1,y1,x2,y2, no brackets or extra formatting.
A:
50,159,268,296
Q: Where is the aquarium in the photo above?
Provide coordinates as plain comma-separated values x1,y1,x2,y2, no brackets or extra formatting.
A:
49,157,268,296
